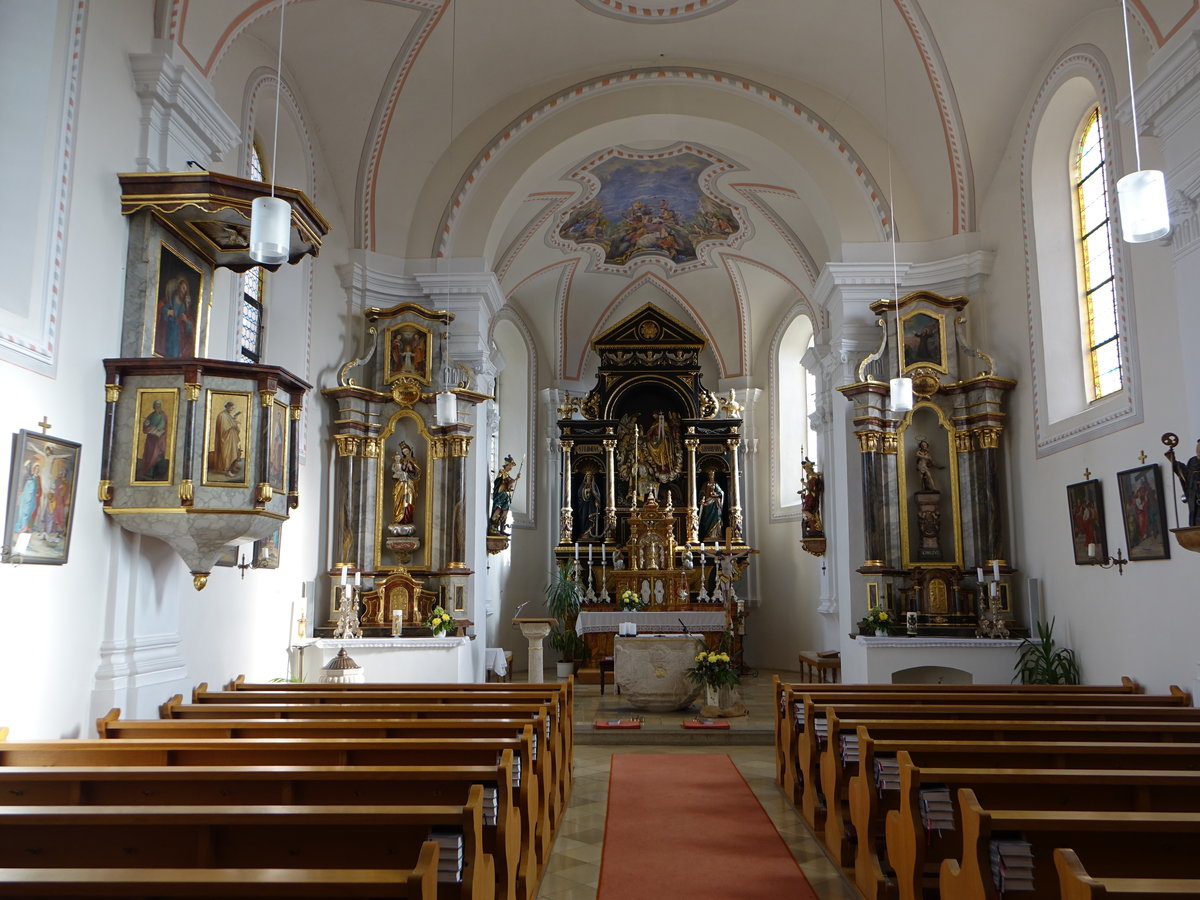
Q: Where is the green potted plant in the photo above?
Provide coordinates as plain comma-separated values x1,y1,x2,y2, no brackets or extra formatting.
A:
1013,618,1081,684
545,564,586,676
859,606,892,636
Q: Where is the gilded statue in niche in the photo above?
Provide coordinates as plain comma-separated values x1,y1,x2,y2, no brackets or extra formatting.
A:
615,410,683,502
388,441,420,536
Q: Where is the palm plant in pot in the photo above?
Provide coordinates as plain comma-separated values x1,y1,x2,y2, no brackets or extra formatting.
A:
545,563,587,676
1013,617,1081,684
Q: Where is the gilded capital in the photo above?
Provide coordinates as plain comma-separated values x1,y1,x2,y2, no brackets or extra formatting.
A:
855,431,880,454
178,479,194,506
257,482,274,503
184,383,202,402
880,433,898,455
104,384,122,403
975,426,1002,450
259,389,275,408
290,405,302,420
431,434,472,458
362,437,382,458
334,434,360,457
97,479,113,502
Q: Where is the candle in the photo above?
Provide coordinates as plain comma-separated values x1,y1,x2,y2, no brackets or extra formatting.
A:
976,567,984,583
1087,542,1097,559
355,571,362,588
392,609,403,637
289,601,295,645
588,544,593,563
340,565,348,587
574,542,579,560
601,544,606,564
992,560,1000,581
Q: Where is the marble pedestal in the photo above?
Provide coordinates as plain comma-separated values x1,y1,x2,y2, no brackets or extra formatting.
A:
614,634,705,711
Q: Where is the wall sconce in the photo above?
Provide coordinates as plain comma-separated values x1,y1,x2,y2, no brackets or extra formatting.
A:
1087,541,1128,575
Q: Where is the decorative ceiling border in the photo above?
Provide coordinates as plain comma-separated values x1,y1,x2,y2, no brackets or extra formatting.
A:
495,192,574,282
574,0,740,24
433,65,897,259
729,183,820,286
547,142,751,276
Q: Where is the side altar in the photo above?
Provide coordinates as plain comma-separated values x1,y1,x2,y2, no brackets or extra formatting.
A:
554,305,755,664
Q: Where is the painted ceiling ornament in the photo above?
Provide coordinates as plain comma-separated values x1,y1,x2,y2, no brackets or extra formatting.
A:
574,0,741,23
553,143,748,274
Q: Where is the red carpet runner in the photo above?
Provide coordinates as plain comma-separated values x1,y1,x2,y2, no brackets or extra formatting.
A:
597,753,819,899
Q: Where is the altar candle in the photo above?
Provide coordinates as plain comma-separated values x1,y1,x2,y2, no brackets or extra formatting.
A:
340,565,348,587
355,571,362,588
1087,543,1097,559
601,544,606,564
289,601,295,645
574,542,579,561
976,566,984,583
992,560,1000,581
588,544,593,563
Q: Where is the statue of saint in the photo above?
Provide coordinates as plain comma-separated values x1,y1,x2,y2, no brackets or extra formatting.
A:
914,439,943,492
576,470,603,539
1166,437,1200,527
798,456,824,537
390,442,420,527
698,474,725,542
488,454,522,535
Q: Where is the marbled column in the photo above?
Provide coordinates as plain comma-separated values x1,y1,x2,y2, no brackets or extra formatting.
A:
975,426,1004,564
99,383,121,505
179,382,200,506
255,388,274,506
559,439,574,545
727,438,743,542
685,436,699,542
857,431,886,566
603,437,617,537
332,435,361,567
432,431,472,567
287,404,301,509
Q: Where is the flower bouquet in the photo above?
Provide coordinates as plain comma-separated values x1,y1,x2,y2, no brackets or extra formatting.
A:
425,605,456,637
685,649,740,689
859,606,891,636
618,588,644,612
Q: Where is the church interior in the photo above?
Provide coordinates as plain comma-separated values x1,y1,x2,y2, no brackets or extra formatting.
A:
4,0,1200,895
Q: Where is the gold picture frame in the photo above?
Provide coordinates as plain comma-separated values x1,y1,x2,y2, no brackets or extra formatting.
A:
151,241,205,359
900,309,948,374
383,321,433,386
266,399,289,492
3,429,82,565
130,388,178,485
202,390,252,486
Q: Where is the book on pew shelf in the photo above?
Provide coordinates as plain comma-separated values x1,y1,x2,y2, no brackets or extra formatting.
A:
840,732,860,764
497,752,521,788
918,787,954,833
594,719,642,729
990,839,1035,892
792,702,805,725
429,829,464,883
813,716,828,740
482,784,499,826
873,756,900,792
682,718,730,729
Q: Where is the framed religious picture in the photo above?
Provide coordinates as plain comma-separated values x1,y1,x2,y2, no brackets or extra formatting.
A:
213,543,243,568
1117,463,1171,561
900,309,948,373
1065,478,1107,565
152,241,204,359
3,429,82,565
382,321,433,386
252,528,282,569
130,388,178,484
266,399,289,492
202,390,252,486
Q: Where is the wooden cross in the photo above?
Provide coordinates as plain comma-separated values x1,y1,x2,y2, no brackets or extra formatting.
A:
37,416,51,434
1083,468,1091,480
1138,450,1148,464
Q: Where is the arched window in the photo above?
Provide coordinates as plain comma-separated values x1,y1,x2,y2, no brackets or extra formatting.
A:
771,310,818,518
240,142,266,363
1074,107,1120,400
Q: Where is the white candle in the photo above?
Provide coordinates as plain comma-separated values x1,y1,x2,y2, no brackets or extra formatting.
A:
992,560,1000,581
574,542,579,560
340,565,348,587
601,544,606,564
1087,543,1097,559
289,601,295,645
355,571,362,588
976,567,984,583
588,544,593,563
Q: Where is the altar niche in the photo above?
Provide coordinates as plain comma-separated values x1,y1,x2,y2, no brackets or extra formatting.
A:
555,303,753,661
839,291,1018,636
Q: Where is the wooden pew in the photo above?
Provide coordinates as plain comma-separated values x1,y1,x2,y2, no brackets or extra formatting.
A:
844,735,1200,900
160,695,568,828
770,675,1143,787
0,736,543,891
97,710,559,848
882,753,1200,900
0,850,438,898
1054,847,1200,899
940,789,1200,899
776,680,1166,803
0,759,523,900
811,708,1200,868
0,789,494,900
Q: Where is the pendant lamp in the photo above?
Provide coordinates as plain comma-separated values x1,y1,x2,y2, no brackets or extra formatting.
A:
249,0,291,264
1116,0,1169,243
879,0,912,412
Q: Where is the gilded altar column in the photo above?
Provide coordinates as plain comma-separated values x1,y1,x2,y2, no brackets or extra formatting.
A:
727,438,744,542
602,437,617,537
560,439,574,544
685,436,699,542
856,431,886,566
432,430,473,568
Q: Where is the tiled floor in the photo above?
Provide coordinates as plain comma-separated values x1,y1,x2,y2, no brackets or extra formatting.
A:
534,669,857,900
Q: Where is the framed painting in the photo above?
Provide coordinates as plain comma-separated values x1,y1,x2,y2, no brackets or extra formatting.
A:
213,544,243,568
3,429,81,565
253,528,282,569
1117,464,1171,561
900,309,948,373
152,241,204,359
1066,478,1107,565
202,390,252,486
383,322,433,386
130,388,178,484
266,399,288,492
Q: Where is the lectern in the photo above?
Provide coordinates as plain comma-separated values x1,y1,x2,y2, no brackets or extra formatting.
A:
512,617,557,684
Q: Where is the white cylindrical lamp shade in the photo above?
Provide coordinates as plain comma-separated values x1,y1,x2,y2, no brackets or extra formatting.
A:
1116,169,1170,243
889,376,914,412
435,391,457,425
249,195,292,264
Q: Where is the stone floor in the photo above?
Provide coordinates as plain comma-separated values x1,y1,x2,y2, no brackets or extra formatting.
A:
533,668,857,900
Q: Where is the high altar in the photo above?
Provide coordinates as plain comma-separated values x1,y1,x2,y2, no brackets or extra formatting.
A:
555,304,754,663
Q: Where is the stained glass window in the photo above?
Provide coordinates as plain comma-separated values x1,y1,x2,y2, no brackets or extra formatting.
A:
241,142,266,363
1074,108,1120,399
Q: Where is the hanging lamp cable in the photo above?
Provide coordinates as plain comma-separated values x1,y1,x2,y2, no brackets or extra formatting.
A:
269,0,285,197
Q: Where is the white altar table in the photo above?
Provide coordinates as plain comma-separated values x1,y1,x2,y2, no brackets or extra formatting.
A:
576,610,727,635
849,635,1023,684
292,637,475,683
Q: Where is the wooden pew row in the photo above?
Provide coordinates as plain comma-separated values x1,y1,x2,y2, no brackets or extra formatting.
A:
1054,848,1200,899
209,680,575,786
881,752,1200,900
0,758,523,900
811,711,1200,869
98,710,559,848
770,675,1144,786
777,682,1185,805
800,699,1200,833
0,792,494,900
0,851,438,898
940,789,1200,900
162,695,568,827
0,736,544,892
844,735,1200,900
